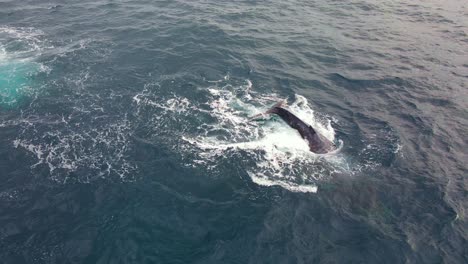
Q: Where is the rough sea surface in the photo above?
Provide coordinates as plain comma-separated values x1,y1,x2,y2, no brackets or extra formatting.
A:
0,0,467,263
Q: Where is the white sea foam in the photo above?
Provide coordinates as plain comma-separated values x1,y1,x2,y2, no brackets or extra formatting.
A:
0,46,7,62
3,26,137,182
0,26,53,73
250,175,318,193
13,118,136,182
0,26,51,58
0,27,50,107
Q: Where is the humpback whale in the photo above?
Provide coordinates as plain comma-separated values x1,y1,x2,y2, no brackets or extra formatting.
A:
251,101,336,154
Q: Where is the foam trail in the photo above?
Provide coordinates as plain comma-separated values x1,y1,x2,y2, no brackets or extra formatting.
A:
249,174,318,193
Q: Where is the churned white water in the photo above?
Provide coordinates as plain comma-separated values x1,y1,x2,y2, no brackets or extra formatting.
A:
134,78,349,193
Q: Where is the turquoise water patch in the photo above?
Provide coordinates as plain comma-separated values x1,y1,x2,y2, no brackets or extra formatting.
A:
0,26,48,108
0,59,40,107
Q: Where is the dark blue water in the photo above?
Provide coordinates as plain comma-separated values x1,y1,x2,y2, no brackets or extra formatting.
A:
1,0,467,263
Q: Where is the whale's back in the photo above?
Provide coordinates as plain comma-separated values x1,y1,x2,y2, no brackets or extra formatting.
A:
270,107,335,154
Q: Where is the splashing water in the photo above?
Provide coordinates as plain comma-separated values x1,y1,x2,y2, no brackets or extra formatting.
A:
135,79,349,193
188,85,348,193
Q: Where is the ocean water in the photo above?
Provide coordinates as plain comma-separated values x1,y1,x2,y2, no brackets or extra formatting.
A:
0,0,466,263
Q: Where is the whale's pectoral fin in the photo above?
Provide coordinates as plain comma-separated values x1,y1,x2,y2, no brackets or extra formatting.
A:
248,112,267,121
248,100,286,121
